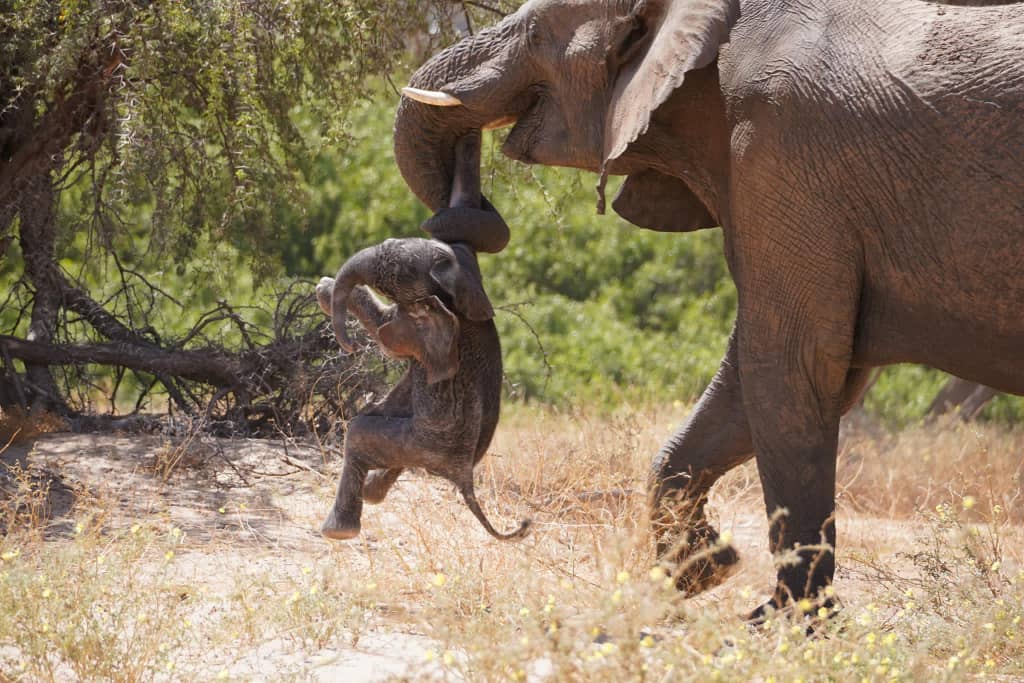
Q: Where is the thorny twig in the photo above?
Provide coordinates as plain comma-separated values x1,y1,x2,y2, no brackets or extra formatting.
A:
463,0,506,17
496,300,553,395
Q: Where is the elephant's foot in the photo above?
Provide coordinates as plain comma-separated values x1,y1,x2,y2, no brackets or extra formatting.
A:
653,496,739,594
321,507,361,540
746,595,842,635
659,524,740,594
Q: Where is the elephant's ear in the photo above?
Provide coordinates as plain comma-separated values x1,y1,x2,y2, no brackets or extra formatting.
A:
314,277,335,317
603,0,740,167
613,170,718,232
430,242,494,322
378,296,460,385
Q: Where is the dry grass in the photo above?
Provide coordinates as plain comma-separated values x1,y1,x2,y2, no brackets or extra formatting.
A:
0,405,1020,681
0,409,67,449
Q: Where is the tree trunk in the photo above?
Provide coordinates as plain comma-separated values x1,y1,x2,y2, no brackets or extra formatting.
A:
15,170,68,415
0,336,242,387
927,376,999,421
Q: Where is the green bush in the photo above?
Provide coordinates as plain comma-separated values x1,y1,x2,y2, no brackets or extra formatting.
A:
10,89,1020,423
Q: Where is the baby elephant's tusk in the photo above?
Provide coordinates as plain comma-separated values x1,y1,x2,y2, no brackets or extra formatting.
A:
402,87,463,107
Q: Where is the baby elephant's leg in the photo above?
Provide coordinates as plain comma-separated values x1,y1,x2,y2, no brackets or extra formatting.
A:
321,451,369,540
321,416,444,540
363,468,404,504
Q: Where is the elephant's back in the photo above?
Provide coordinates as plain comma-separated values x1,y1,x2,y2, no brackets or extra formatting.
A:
725,0,1024,114
721,0,1023,214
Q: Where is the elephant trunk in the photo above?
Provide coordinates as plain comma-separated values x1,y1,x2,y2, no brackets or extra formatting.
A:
418,131,510,252
394,18,526,251
330,245,382,352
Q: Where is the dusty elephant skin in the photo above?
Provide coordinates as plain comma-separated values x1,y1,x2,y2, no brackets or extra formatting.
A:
317,135,529,542
391,0,1024,613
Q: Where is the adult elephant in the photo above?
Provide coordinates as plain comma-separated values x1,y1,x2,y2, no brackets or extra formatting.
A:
392,0,1024,614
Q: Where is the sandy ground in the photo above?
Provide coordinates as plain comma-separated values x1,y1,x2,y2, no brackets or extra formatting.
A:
2,429,1021,680
2,432,452,680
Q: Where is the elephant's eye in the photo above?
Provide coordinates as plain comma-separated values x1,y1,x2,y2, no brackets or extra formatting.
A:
526,17,544,50
616,13,649,65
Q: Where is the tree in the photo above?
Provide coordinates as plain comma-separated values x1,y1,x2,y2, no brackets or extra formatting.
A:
926,377,999,422
0,0,472,428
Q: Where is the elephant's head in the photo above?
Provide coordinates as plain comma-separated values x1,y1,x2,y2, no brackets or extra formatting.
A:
377,295,461,384
328,237,493,357
331,123,500,354
394,0,738,229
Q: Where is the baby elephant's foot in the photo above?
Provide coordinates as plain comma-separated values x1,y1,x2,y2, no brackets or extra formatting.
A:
321,507,361,541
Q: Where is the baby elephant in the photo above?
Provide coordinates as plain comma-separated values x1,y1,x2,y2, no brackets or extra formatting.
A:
315,238,529,542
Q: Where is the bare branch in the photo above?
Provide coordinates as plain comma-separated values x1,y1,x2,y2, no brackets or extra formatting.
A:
463,1,506,17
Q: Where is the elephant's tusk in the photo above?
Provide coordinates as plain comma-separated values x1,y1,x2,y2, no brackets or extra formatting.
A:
483,115,517,131
402,86,463,107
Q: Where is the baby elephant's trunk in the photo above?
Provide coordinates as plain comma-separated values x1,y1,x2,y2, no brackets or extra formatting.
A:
330,245,381,352
459,482,530,541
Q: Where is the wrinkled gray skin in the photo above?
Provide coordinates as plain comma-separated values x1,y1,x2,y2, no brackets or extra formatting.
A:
319,135,529,542
316,269,529,542
392,0,1024,613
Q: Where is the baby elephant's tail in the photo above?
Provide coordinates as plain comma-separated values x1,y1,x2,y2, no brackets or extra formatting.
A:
459,483,531,541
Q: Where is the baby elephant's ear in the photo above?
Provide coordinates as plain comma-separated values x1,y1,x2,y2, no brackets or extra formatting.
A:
315,277,335,317
429,243,494,321
378,296,460,384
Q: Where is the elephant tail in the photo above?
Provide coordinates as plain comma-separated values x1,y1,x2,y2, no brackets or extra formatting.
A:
459,482,530,541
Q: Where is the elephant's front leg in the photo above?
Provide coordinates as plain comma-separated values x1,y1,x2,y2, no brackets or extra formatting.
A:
736,246,860,613
650,327,754,593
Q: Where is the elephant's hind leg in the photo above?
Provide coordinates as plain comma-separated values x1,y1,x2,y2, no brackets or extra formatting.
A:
650,328,752,594
363,468,404,504
321,416,446,540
